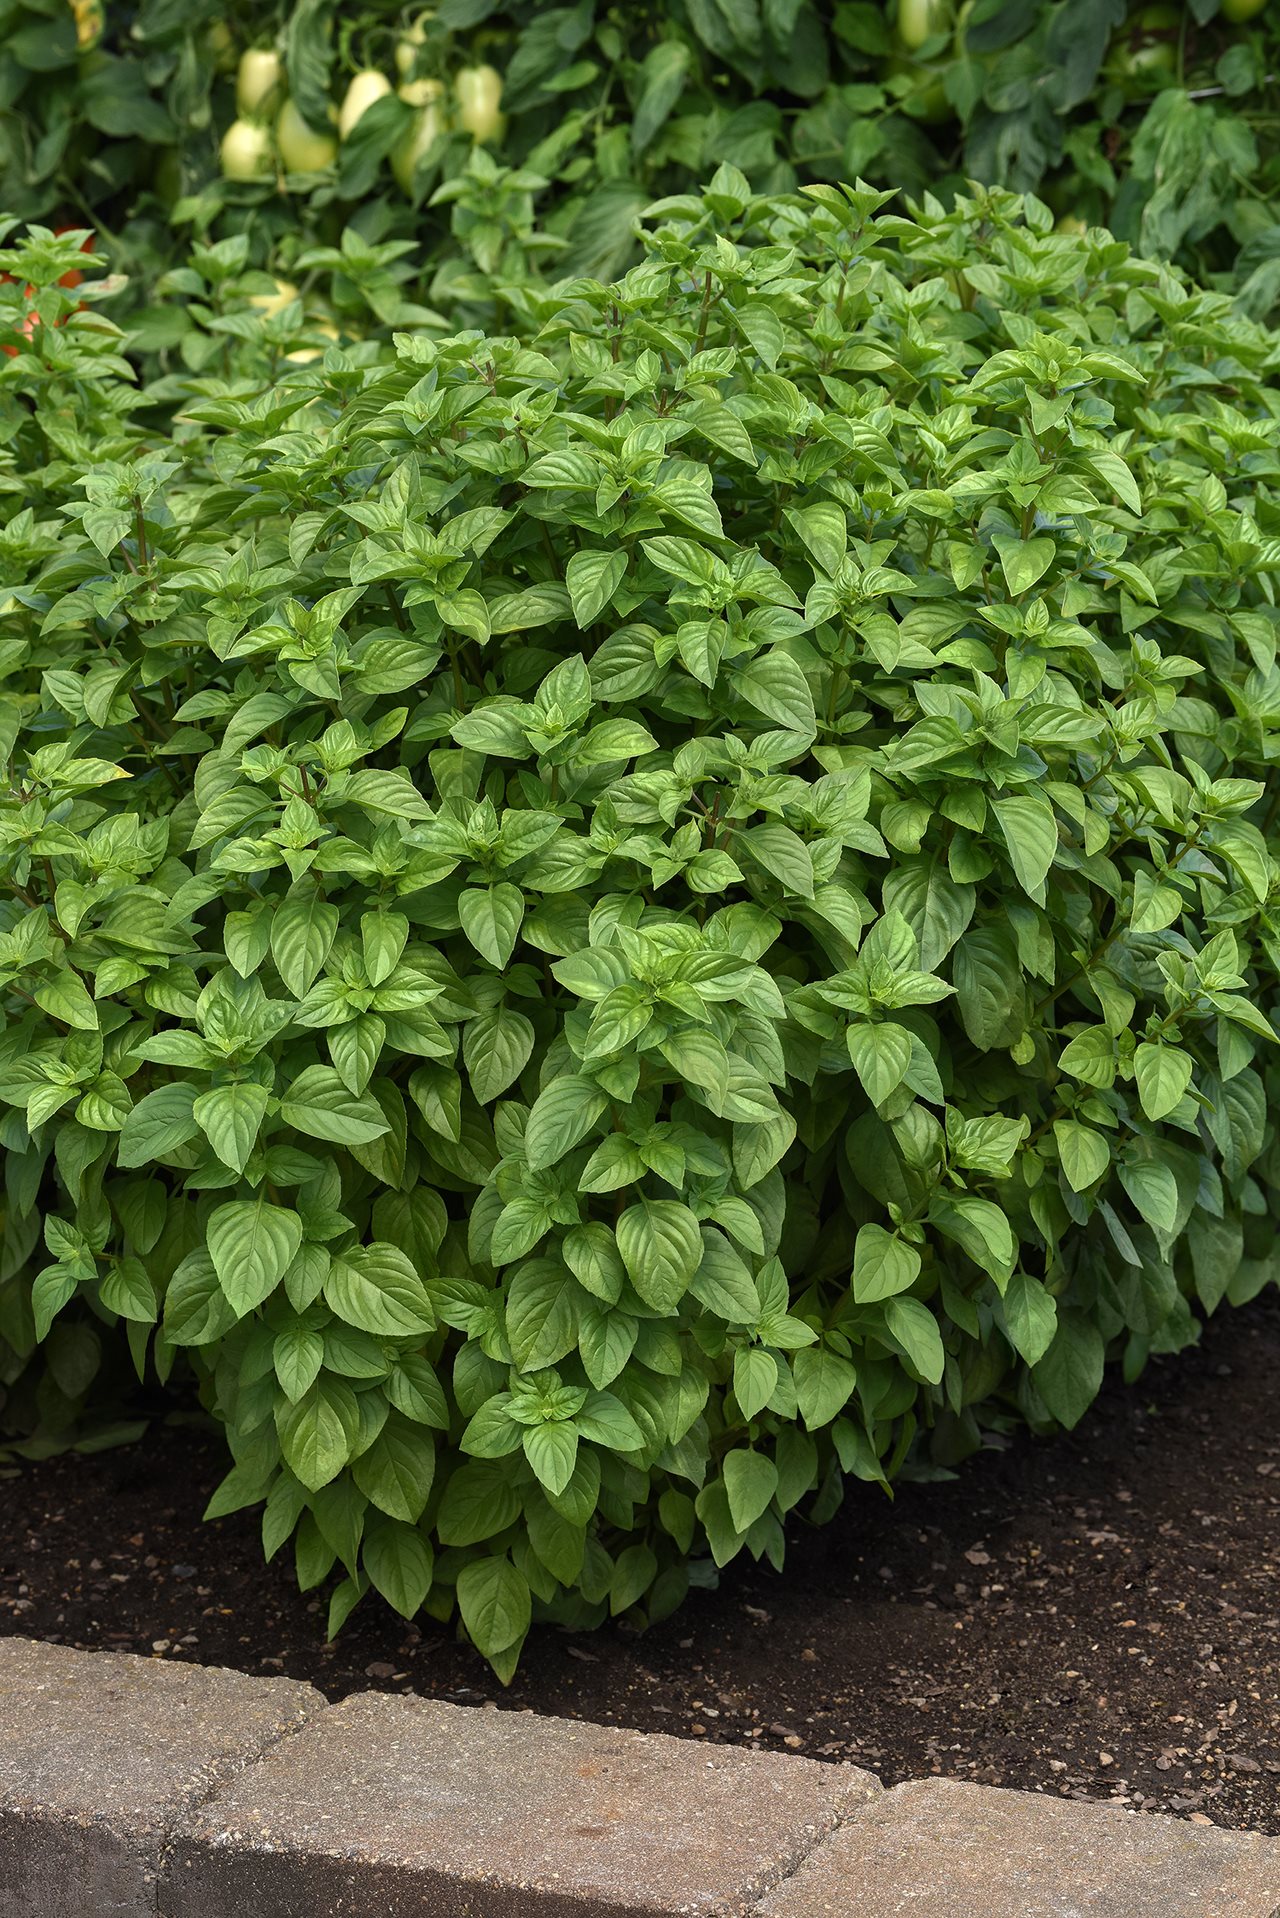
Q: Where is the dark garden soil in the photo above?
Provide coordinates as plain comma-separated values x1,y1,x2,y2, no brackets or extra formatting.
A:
2,1295,1278,1835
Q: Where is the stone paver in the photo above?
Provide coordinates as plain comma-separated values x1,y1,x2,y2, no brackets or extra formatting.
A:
4,1636,1279,1918
757,1778,1280,1918
164,1689,880,1917
0,1636,322,1918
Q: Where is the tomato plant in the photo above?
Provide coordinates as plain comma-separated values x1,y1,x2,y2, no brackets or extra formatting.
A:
1,3,1280,320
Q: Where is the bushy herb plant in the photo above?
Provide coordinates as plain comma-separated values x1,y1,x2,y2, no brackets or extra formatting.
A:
2,181,1279,1672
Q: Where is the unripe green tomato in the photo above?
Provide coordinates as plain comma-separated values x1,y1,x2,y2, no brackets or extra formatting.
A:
236,47,283,118
885,54,951,123
897,0,955,51
1106,5,1180,87
392,82,445,192
1222,0,1267,19
70,0,104,51
1055,214,1088,234
220,118,273,180
454,63,505,143
395,11,433,77
339,69,393,139
276,98,338,172
248,278,299,317
205,21,237,73
399,76,442,107
153,148,183,205
286,318,341,365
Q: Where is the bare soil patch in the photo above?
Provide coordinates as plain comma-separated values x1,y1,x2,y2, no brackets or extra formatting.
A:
2,1295,1277,1832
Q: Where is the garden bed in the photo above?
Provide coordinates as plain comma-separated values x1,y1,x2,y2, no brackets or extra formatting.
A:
2,1293,1277,1836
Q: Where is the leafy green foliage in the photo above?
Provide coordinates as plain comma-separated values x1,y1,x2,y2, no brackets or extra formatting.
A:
4,1,1280,323
2,180,1280,1673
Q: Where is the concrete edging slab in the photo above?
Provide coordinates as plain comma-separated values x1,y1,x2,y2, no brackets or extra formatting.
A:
1,1635,1277,1917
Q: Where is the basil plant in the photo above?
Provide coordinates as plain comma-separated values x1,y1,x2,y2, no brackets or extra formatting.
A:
1,176,1278,1674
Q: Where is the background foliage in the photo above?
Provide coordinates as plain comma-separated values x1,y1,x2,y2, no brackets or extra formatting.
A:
2,177,1279,1671
5,0,1280,331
